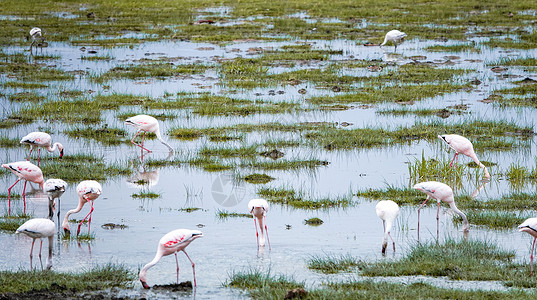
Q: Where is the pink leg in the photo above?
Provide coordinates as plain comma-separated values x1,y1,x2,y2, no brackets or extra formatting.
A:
449,153,459,168
131,130,152,152
183,250,197,287
7,178,21,215
417,196,430,240
532,238,536,276
264,215,271,250
77,200,94,236
253,218,260,248
175,252,180,284
37,149,41,166
26,147,34,161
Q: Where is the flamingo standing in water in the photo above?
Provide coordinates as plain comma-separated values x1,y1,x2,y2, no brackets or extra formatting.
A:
139,229,203,289
2,161,44,214
438,134,490,179
29,27,45,54
62,180,102,236
43,179,67,223
125,115,174,153
16,218,55,269
380,30,407,51
375,200,400,255
413,181,469,238
518,218,537,276
20,132,64,166
248,198,271,250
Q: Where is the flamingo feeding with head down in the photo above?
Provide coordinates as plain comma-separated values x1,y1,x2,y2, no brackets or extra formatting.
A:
29,27,45,54
248,198,271,250
375,200,400,255
125,115,174,153
16,218,55,270
20,132,64,166
438,134,490,179
43,179,67,223
380,30,407,51
139,229,203,289
2,161,44,215
413,181,469,238
62,180,102,236
518,218,537,276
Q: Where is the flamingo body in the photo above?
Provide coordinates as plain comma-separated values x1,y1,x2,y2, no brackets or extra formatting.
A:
16,218,55,269
438,134,490,178
375,200,400,254
248,198,271,249
20,132,64,165
139,229,203,289
413,181,469,233
519,218,537,276
2,161,44,214
44,179,67,222
125,115,173,153
380,30,407,51
62,180,102,236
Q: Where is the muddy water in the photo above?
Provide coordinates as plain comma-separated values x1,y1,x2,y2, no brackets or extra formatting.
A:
1,36,537,298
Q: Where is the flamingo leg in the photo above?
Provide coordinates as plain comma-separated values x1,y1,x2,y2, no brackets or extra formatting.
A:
22,181,28,214
389,232,396,252
77,200,94,236
253,218,260,248
449,153,459,168
183,250,197,287
532,237,536,276
131,130,152,152
417,196,430,240
264,215,271,250
26,147,34,161
37,148,41,167
29,238,36,269
7,178,22,215
175,252,180,284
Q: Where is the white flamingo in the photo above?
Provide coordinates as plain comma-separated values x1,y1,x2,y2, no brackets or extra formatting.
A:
248,198,271,250
29,27,45,54
519,218,537,276
438,134,490,179
380,30,407,51
16,218,55,269
20,132,64,166
125,115,174,153
375,200,400,254
43,179,67,223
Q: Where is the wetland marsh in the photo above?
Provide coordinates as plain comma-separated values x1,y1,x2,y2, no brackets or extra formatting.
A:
1,0,537,299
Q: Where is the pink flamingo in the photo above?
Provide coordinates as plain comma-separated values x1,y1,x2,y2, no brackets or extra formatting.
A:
248,198,271,250
16,218,55,269
438,134,490,179
139,229,203,289
44,179,67,223
413,181,469,238
125,115,174,153
62,180,102,236
375,200,400,255
519,218,537,276
2,161,44,214
20,132,64,166
380,30,407,51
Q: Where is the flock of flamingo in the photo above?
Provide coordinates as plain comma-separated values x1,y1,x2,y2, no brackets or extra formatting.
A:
5,28,537,292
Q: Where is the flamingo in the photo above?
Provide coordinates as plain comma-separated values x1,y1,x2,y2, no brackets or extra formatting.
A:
43,179,67,223
438,134,490,179
248,198,271,250
518,218,537,276
62,180,102,236
20,132,64,166
413,181,469,238
125,115,174,153
2,161,44,215
375,200,400,254
380,30,407,51
29,27,45,54
16,218,55,270
139,229,203,289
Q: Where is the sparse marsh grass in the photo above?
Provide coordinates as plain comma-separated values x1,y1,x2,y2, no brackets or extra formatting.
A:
464,210,530,229
0,264,134,294
131,191,160,199
307,254,360,274
8,92,45,103
200,145,258,158
2,82,48,89
216,209,252,219
93,63,210,82
258,187,351,209
0,213,31,233
40,156,131,183
304,217,324,226
227,269,303,296
407,154,467,184
64,126,128,145
62,232,95,241
425,44,481,52
356,186,424,205
242,173,275,184
0,136,21,148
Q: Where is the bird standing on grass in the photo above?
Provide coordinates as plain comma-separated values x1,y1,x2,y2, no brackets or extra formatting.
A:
20,132,64,166
62,180,102,236
375,200,400,255
16,218,55,270
139,229,203,289
413,181,469,239
2,161,44,215
248,199,271,250
519,218,537,276
438,134,490,179
125,115,174,153
380,30,407,51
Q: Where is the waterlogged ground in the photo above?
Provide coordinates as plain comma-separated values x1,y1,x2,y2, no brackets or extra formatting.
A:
1,1,537,299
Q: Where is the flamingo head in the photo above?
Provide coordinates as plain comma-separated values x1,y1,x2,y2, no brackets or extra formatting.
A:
62,219,71,235
381,241,388,255
140,280,150,289
58,144,64,159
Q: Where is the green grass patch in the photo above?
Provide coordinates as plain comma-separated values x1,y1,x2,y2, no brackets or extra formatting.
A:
242,173,275,184
258,187,351,209
216,209,252,219
131,191,160,199
40,155,131,183
64,126,129,145
307,254,360,274
0,213,31,233
425,43,481,53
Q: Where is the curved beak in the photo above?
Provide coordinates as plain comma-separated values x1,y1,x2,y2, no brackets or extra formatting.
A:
141,280,150,289
59,149,64,159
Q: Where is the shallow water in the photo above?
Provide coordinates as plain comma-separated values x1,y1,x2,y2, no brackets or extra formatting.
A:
1,34,537,298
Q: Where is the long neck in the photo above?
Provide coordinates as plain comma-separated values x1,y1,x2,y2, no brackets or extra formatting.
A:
139,248,163,282
47,143,59,153
155,131,173,153
381,36,389,46
46,236,53,270
449,202,469,231
383,220,393,244
468,152,490,178
62,197,86,229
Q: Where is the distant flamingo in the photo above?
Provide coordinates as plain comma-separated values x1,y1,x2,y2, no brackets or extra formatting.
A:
43,179,67,223
29,27,45,54
139,229,203,289
413,181,469,238
438,134,490,179
16,218,55,269
248,198,271,250
380,30,407,51
62,180,102,236
519,218,537,276
375,200,400,254
20,132,64,166
2,161,44,214
125,115,174,153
